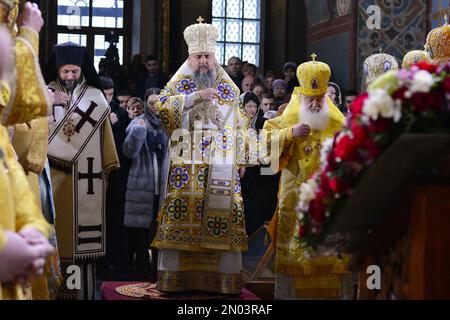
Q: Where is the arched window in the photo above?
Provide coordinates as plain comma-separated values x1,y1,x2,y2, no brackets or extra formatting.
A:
56,0,130,70
212,0,262,66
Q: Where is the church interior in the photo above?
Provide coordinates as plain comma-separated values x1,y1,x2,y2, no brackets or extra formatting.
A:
0,0,449,303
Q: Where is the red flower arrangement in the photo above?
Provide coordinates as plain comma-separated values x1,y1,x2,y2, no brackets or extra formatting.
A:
296,62,450,247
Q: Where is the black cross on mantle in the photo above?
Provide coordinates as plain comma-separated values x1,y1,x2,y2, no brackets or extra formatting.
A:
74,101,98,134
78,157,103,195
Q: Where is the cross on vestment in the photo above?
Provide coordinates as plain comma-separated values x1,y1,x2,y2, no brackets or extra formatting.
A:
78,157,102,195
311,53,317,61
74,101,98,134
197,16,204,23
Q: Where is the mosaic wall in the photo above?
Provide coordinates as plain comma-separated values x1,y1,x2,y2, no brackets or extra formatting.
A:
357,0,428,89
431,0,450,28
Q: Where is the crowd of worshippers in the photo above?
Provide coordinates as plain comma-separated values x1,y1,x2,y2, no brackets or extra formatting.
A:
96,54,360,280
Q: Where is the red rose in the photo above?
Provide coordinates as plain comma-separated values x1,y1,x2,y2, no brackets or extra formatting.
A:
309,198,326,224
416,61,438,74
352,123,368,146
334,135,350,160
392,87,408,103
411,92,433,112
364,138,382,158
326,154,338,172
329,177,339,193
329,176,351,194
349,93,369,115
326,144,338,170
334,135,359,162
411,91,445,112
368,118,390,133
443,77,450,93
298,224,307,238
319,172,332,194
432,90,446,111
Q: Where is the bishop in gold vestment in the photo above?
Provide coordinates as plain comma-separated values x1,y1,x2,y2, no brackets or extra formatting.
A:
264,56,351,299
154,19,249,295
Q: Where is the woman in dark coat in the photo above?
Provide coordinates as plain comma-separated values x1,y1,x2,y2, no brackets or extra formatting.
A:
122,88,169,279
241,92,280,236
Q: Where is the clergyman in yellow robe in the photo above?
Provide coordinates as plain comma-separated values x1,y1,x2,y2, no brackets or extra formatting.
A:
11,118,62,300
0,1,54,301
263,55,352,299
0,0,50,126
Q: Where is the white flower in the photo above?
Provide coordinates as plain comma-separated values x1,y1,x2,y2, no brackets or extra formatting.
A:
320,138,334,167
299,179,318,203
410,70,434,93
405,90,412,99
297,201,309,213
363,88,401,121
393,100,403,123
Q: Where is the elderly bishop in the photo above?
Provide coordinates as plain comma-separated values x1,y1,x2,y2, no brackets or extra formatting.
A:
264,55,352,299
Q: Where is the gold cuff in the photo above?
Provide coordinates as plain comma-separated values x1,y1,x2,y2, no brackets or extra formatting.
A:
18,26,40,54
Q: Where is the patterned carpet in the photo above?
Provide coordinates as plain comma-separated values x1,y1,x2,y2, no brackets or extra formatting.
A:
100,282,261,300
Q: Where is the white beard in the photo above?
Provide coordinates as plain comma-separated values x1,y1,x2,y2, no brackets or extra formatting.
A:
299,99,330,131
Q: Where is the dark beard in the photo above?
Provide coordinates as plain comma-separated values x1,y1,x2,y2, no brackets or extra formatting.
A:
58,77,79,91
193,69,216,89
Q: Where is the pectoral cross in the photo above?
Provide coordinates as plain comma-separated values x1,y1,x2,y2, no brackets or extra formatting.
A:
197,16,204,24
311,53,317,61
379,47,383,54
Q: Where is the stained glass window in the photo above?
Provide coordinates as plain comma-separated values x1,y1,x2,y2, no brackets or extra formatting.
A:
92,0,124,28
56,0,127,70
57,0,89,28
212,0,262,66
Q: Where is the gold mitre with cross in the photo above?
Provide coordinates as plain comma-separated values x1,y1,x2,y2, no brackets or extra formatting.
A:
363,48,399,85
296,53,331,97
402,49,432,69
425,14,450,64
183,16,219,55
